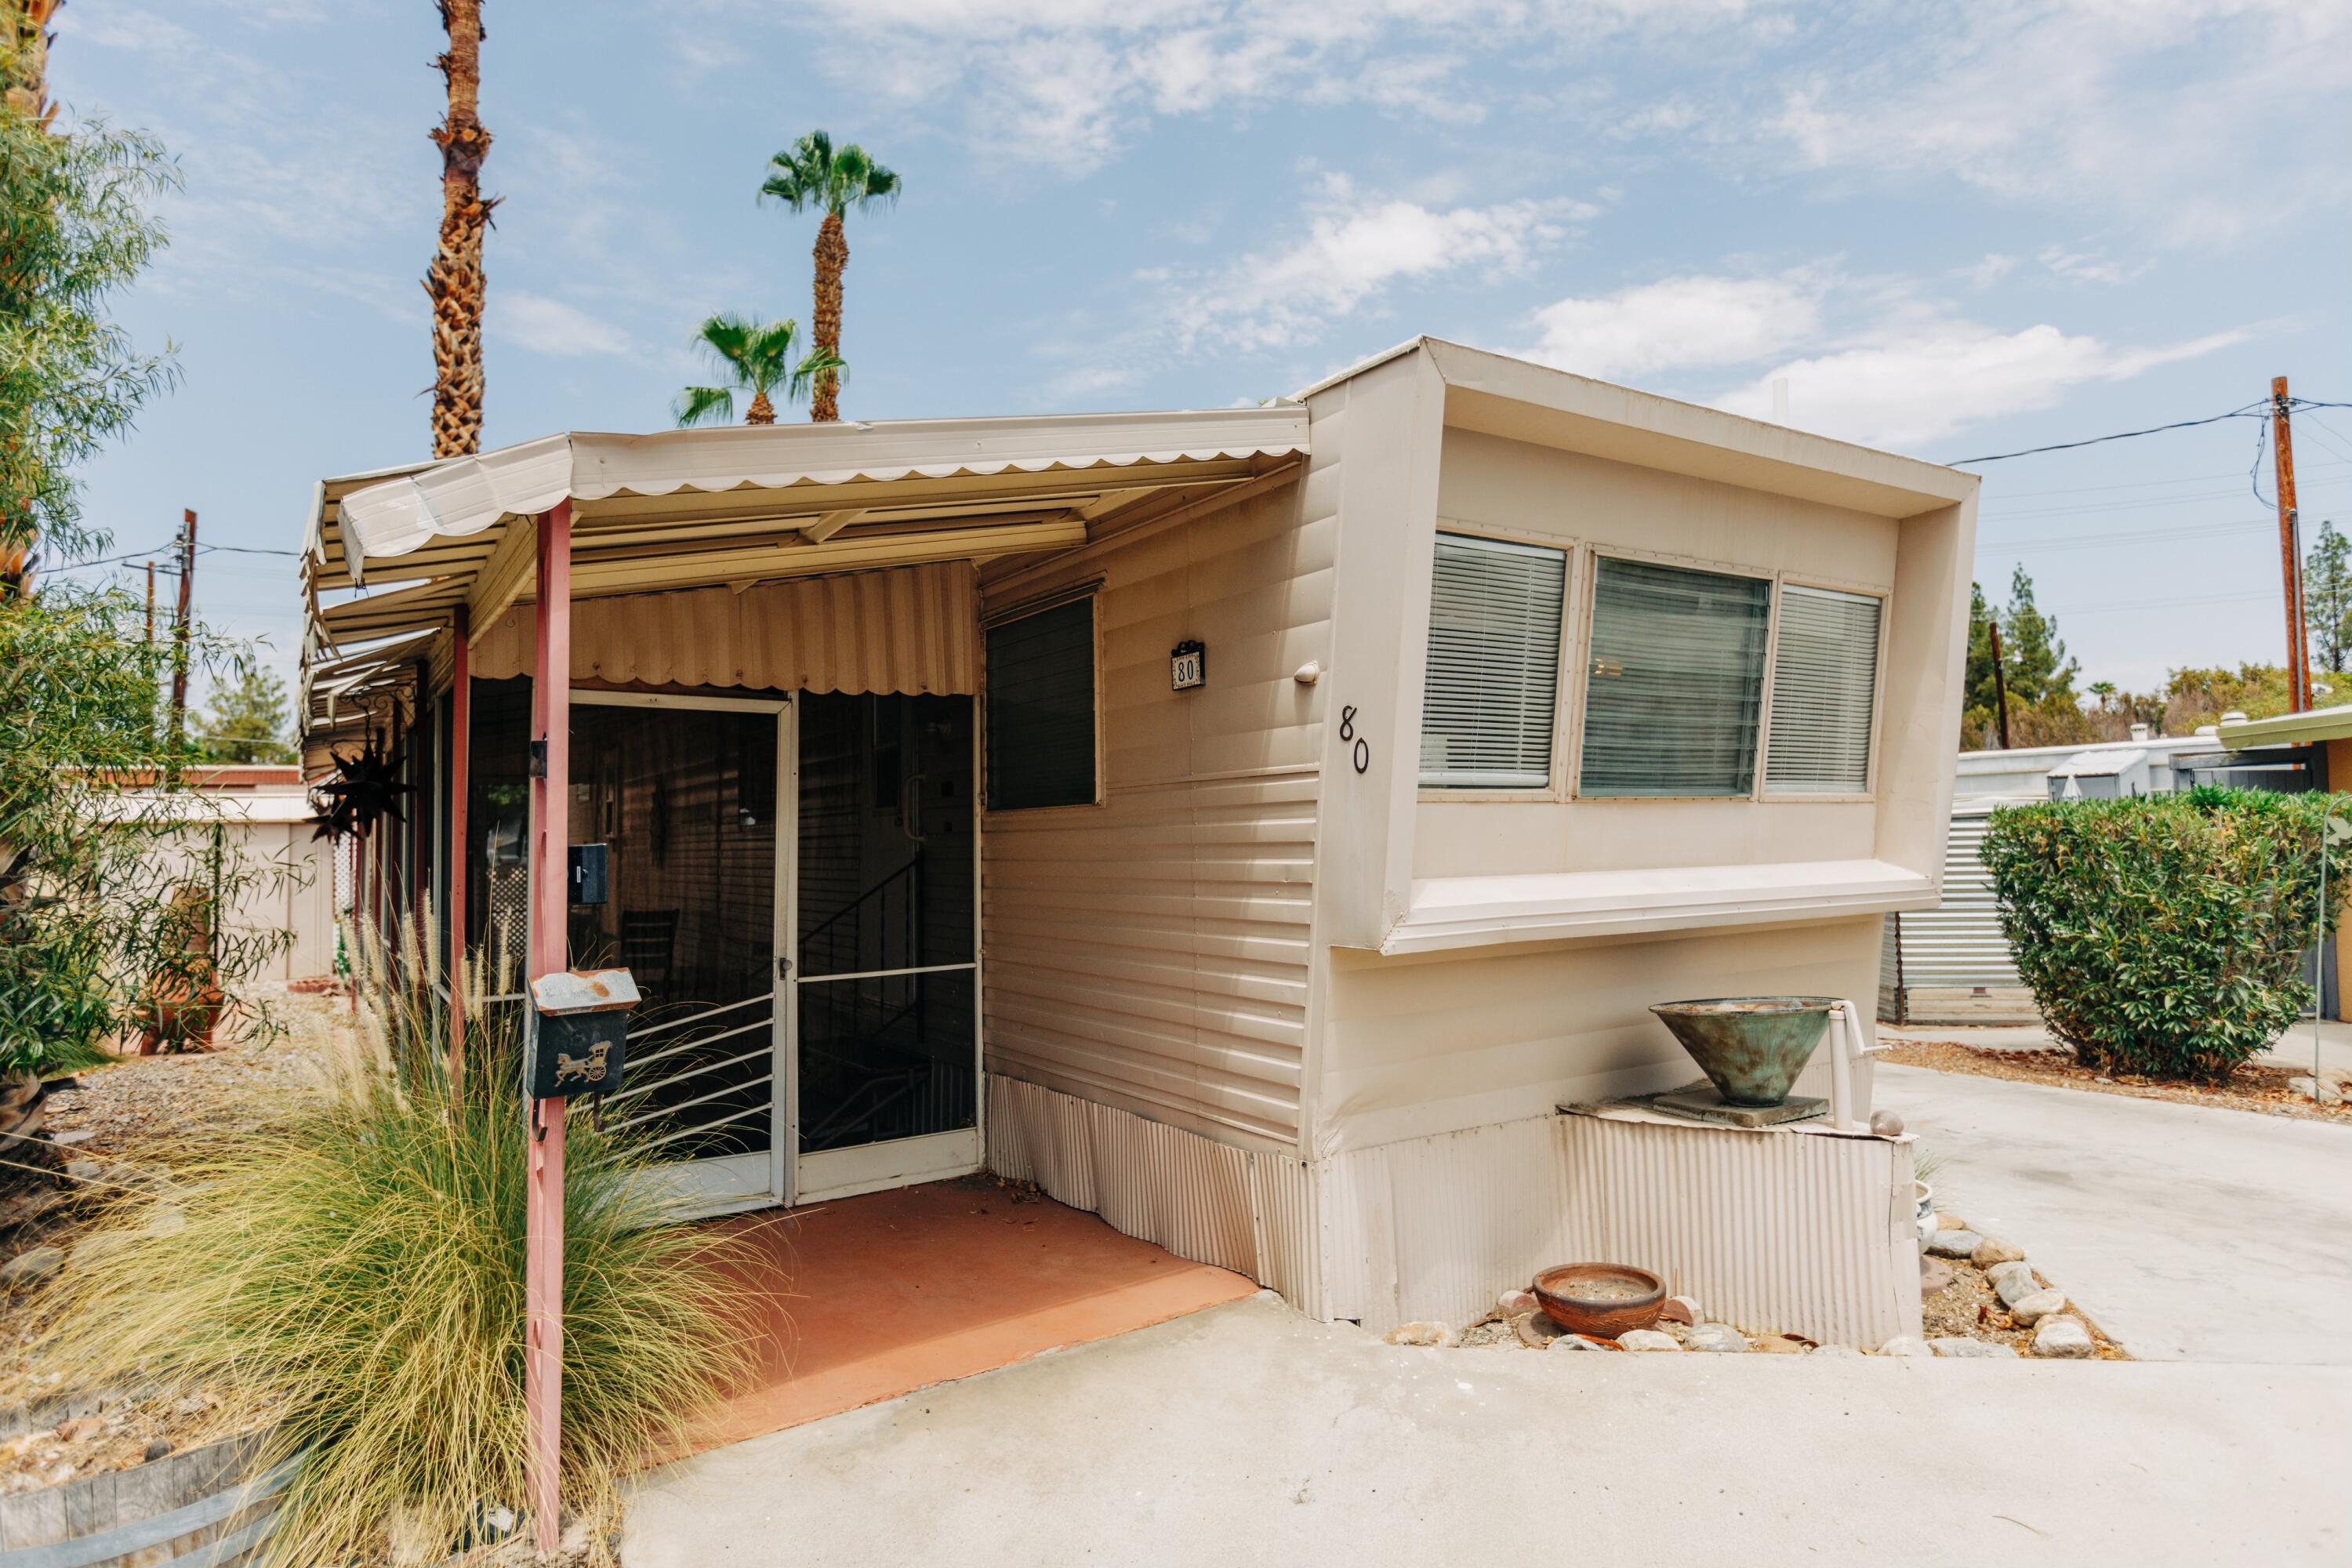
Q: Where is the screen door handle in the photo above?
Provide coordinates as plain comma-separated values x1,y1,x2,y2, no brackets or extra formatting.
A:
775,954,793,980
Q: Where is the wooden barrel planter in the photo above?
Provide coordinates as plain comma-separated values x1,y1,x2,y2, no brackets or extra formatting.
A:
0,1428,292,1568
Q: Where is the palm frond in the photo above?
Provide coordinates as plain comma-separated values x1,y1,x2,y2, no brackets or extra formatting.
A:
695,310,757,369
788,347,846,402
673,386,735,427
757,129,833,212
833,144,902,210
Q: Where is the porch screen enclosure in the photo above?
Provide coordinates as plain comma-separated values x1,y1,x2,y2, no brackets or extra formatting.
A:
463,679,979,1212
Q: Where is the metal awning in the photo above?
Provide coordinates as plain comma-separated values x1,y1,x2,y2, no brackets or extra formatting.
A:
299,408,1308,752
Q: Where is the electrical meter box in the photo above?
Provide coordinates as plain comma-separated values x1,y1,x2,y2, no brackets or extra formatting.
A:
523,967,637,1100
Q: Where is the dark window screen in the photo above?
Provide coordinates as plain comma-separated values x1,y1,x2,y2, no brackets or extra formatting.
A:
985,598,1097,811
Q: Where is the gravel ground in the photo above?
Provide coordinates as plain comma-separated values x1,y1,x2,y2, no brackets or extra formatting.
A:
0,985,349,1490
1919,1252,2129,1359
1880,1037,2352,1125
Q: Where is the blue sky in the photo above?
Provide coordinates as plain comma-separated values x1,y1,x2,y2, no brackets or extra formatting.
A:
42,0,2352,707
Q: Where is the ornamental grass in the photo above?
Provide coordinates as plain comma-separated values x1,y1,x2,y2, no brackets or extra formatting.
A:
24,913,758,1566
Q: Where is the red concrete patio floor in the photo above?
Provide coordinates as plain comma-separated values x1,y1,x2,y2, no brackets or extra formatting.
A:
691,1176,1257,1451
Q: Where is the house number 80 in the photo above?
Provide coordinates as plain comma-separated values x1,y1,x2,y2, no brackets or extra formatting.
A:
1341,706,1370,774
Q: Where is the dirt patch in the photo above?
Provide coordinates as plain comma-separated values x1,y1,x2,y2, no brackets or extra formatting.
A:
1882,1038,2352,1125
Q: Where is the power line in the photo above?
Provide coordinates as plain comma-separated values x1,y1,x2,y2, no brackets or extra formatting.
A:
1954,402,2270,465
1978,456,2352,503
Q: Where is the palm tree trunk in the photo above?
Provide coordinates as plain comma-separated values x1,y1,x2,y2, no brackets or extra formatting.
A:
426,0,495,459
1,0,58,127
746,390,775,426
810,210,847,423
2,1,60,601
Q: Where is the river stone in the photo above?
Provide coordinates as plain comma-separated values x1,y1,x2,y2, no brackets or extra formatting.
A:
1869,1109,1905,1137
1920,1257,1956,1296
1547,1333,1613,1352
1926,1229,1983,1259
1812,1345,1865,1358
1994,1267,2046,1309
1877,1335,1935,1357
1384,1320,1458,1348
1515,1311,1566,1347
1686,1323,1748,1353
1933,1212,1969,1231
1620,1329,1682,1352
2032,1316,2096,1358
1,1246,64,1289
65,1160,103,1183
1930,1337,2018,1358
1497,1288,1540,1317
1986,1259,2035,1294
1659,1294,1701,1325
2009,1288,2068,1327
2289,1075,2343,1105
1971,1236,2027,1269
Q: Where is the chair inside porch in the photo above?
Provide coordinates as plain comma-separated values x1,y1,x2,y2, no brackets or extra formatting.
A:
691,1174,1256,1452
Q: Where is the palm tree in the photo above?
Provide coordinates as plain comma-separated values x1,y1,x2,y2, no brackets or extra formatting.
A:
425,0,495,459
759,132,899,423
673,313,840,428
2,0,60,127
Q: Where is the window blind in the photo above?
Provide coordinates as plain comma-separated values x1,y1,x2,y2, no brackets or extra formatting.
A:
1765,585,1882,794
1418,533,1568,789
1579,556,1770,797
985,597,1096,810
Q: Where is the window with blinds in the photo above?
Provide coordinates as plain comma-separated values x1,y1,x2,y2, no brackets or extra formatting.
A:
1578,556,1771,797
1765,585,1882,794
985,597,1097,811
1418,533,1568,789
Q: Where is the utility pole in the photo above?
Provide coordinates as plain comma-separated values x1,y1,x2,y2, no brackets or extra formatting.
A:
168,508,195,753
1988,618,2013,750
143,559,154,647
2275,376,2310,711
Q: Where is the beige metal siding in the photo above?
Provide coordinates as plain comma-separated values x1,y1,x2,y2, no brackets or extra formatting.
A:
982,477,1330,1148
1887,807,2038,1025
471,562,978,695
1319,1109,1918,1348
985,1073,1316,1309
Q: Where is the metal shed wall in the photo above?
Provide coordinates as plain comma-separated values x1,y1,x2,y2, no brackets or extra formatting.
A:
1883,805,2036,1024
980,472,1332,1149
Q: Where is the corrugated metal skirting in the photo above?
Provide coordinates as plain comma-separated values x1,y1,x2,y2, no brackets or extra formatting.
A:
985,1075,1319,1316
1886,807,2038,1024
471,561,979,695
1318,1112,1918,1348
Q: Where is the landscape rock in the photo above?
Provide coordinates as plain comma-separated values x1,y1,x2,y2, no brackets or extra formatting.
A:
65,1160,103,1183
1986,1259,2036,1296
142,1439,173,1462
1868,1109,1904,1137
2008,1288,2068,1327
2032,1316,2096,1359
1993,1267,2046,1310
1811,1345,1865,1358
1753,1335,1807,1355
1384,1320,1459,1348
1659,1294,1701,1325
1619,1329,1682,1352
1515,1311,1566,1347
1919,1257,1955,1296
1933,1212,1969,1231
1970,1236,2027,1270
1930,1337,2019,1359
1876,1335,1935,1357
1497,1288,1540,1317
2288,1075,2343,1105
1546,1333,1613,1352
142,1206,187,1236
1,1245,64,1289
1685,1323,1748,1353
54,1416,103,1443
69,1232,135,1272
48,1129,95,1148
1925,1229,1983,1259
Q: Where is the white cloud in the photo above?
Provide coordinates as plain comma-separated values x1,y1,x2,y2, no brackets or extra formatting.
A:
1965,254,2020,290
2037,245,2150,286
1715,319,2246,452
1762,2,2352,245
1522,271,1824,381
1174,174,1588,354
495,295,637,358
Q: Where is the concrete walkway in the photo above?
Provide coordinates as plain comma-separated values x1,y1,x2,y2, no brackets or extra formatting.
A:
1881,1018,2352,1080
626,1294,2348,1567
1875,1062,2352,1363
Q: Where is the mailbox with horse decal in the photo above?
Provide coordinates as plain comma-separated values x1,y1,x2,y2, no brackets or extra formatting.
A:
524,967,637,1101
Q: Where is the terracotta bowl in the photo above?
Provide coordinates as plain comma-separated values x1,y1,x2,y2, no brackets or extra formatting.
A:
1532,1263,1667,1339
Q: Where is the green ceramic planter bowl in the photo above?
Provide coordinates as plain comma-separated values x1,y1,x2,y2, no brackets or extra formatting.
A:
1650,996,1838,1107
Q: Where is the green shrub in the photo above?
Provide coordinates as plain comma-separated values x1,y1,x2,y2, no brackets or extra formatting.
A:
1980,788,2348,1080
26,921,758,1566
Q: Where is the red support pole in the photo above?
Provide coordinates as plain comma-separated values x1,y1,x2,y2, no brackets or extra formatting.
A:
448,608,470,1080
524,502,572,1553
